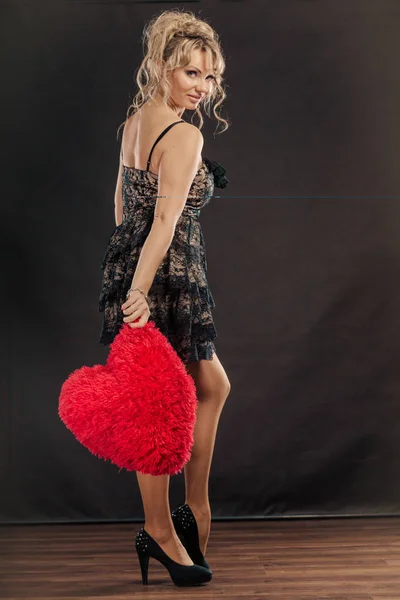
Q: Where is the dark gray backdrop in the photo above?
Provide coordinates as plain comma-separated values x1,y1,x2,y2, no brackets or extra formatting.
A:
2,0,400,523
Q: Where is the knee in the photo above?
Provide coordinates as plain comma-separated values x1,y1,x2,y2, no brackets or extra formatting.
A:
199,378,231,406
224,378,232,400
219,377,231,404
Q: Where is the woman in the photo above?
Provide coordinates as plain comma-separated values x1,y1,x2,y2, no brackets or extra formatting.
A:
98,9,231,587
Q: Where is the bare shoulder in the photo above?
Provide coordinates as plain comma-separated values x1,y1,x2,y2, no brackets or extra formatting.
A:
158,122,204,186
159,121,204,170
169,121,203,149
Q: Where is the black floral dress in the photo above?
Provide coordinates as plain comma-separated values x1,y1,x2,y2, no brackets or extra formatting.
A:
98,147,229,364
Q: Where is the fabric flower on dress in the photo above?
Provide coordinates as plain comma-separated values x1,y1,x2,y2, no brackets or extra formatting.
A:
204,157,229,189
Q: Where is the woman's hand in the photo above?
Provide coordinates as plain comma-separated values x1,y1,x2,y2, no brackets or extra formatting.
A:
121,289,150,329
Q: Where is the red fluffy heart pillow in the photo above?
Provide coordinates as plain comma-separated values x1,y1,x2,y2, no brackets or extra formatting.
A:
58,322,198,475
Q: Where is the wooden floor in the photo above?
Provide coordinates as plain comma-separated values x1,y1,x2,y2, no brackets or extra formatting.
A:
0,517,399,599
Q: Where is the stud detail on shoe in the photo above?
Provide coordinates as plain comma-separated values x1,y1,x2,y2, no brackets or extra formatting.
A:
135,528,149,553
172,504,197,531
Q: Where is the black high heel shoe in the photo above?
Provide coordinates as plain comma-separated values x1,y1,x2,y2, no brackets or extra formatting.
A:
171,503,211,570
134,527,212,586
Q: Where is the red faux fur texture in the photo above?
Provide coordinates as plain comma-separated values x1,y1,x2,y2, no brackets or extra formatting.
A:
58,322,198,475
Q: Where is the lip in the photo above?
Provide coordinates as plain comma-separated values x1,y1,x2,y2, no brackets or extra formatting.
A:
188,94,201,101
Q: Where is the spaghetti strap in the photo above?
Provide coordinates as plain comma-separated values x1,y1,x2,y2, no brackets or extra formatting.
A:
120,119,184,169
146,120,185,171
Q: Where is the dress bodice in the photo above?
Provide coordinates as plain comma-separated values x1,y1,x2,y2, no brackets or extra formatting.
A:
121,156,216,222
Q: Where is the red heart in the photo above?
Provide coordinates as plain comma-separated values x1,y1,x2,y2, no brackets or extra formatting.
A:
58,322,197,475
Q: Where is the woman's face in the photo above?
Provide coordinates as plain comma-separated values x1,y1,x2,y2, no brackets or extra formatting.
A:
167,48,216,111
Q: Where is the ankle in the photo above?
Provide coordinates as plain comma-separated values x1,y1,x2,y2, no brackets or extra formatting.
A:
184,501,211,519
144,523,175,543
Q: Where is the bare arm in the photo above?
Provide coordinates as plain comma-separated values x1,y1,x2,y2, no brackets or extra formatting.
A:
114,153,123,226
126,123,203,297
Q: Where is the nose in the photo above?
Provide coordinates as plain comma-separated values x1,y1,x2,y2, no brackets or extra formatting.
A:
196,85,209,98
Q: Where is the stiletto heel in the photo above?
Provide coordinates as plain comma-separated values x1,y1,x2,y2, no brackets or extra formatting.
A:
137,547,150,585
134,527,212,586
171,503,211,570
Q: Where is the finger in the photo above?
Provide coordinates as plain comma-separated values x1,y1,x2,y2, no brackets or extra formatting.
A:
128,312,149,329
122,297,143,315
121,295,139,311
123,307,142,323
129,319,146,329
124,299,149,319
128,317,141,327
125,301,150,322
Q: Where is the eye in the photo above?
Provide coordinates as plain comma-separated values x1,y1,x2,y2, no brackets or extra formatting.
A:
187,70,216,81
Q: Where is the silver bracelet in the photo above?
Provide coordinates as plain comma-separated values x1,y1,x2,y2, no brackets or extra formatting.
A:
126,287,149,301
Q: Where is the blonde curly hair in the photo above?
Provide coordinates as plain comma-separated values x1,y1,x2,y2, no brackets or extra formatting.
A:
117,8,229,139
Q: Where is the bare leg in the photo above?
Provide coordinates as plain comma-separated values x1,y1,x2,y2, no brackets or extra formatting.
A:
136,471,193,566
183,351,231,555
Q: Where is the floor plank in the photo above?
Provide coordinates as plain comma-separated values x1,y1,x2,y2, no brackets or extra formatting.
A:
0,517,399,599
